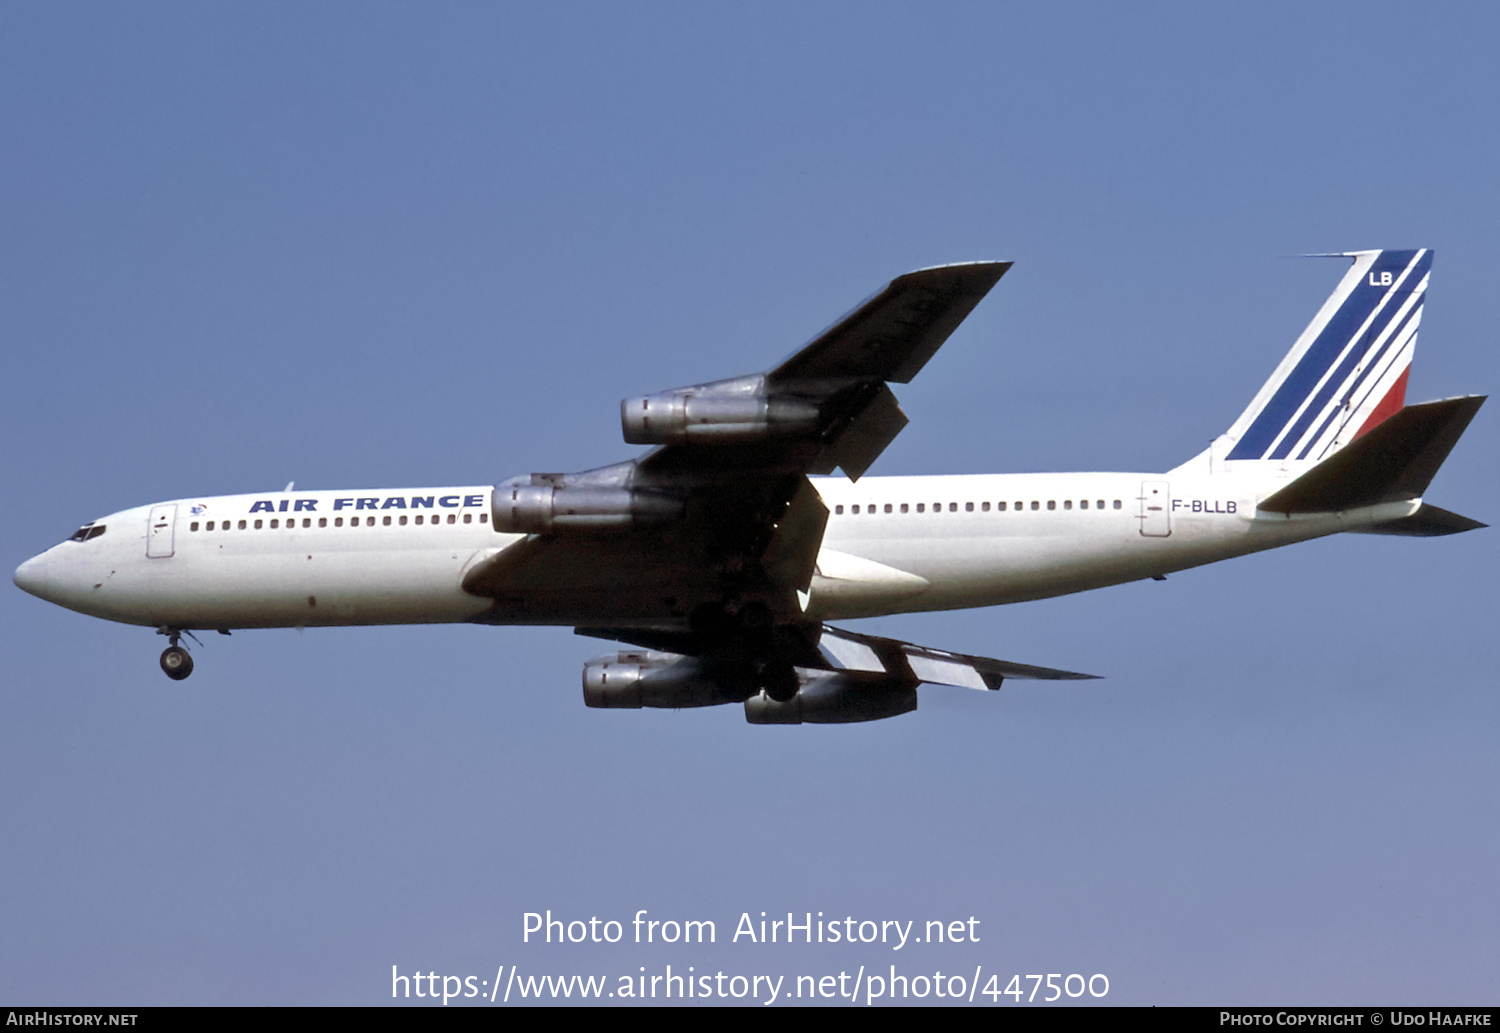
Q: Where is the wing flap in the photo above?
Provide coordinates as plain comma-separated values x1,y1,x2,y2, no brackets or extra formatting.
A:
814,382,908,480
815,625,1098,690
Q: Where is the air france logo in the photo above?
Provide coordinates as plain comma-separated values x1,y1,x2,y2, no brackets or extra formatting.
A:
246,494,487,514
190,503,210,516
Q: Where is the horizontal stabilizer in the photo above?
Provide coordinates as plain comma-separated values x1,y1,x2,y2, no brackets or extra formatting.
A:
1348,503,1487,537
1259,396,1485,515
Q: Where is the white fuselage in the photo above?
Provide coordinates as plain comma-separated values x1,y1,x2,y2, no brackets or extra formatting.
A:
13,473,1417,632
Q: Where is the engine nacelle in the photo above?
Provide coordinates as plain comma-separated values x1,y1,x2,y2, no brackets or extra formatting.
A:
493,483,682,534
622,389,819,445
582,651,755,709
744,672,918,724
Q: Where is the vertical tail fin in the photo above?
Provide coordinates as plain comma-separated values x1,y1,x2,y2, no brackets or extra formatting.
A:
1216,249,1431,466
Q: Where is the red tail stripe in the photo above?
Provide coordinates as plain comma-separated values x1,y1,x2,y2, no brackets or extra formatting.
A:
1354,366,1410,439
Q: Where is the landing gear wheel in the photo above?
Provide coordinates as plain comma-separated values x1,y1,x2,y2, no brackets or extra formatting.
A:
760,661,798,703
160,646,194,681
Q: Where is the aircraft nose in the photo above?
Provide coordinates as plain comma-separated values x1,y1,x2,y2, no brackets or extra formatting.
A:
14,554,52,600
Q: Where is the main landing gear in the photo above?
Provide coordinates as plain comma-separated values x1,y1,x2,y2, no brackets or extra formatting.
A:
689,600,802,703
158,629,194,681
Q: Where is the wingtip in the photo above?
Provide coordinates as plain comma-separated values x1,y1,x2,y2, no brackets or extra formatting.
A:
901,259,1013,279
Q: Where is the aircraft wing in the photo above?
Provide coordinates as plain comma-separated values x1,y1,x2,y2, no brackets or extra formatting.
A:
770,261,1012,385
463,262,1010,630
578,623,1098,688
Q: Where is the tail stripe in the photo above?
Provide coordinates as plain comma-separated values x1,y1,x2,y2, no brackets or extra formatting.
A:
1275,267,1426,460
1352,366,1411,440
1263,250,1426,460
1226,249,1428,461
1292,287,1425,460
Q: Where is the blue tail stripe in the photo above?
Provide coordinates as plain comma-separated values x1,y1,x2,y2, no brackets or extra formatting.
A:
1226,281,1384,460
1293,293,1423,460
1226,250,1424,461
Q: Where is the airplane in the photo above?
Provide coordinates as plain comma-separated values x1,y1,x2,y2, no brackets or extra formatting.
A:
13,249,1484,724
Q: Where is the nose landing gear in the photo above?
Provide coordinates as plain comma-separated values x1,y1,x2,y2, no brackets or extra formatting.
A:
160,646,194,680
157,629,195,681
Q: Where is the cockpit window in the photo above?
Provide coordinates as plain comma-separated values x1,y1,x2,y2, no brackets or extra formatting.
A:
68,523,106,542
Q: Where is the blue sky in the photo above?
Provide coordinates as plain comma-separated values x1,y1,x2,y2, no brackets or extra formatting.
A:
3,2,1498,1005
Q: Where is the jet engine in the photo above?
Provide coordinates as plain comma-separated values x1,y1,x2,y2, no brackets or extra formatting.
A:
743,671,918,724
492,483,682,534
583,651,919,724
582,651,755,709
621,376,820,445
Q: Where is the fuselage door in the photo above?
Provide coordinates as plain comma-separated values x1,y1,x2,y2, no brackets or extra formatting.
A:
146,504,177,558
1138,481,1171,537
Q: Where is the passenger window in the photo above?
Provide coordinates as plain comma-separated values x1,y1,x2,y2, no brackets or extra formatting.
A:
1064,500,1072,510
464,513,473,524
254,519,263,529
965,502,974,512
1080,500,1088,509
190,522,199,532
1113,500,1122,509
997,501,1006,511
835,506,843,515
916,504,924,513
303,518,311,528
1030,501,1039,511
447,514,455,524
1047,501,1056,510
238,519,247,530
335,517,344,527
480,513,489,523
949,503,957,512
319,518,327,528
981,502,990,512
270,519,279,529
399,515,408,526
900,503,908,513
1097,500,1105,509
206,521,215,531
852,505,860,514
369,516,377,526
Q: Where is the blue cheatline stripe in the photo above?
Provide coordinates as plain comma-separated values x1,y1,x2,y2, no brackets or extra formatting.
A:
1294,292,1424,460
1226,250,1424,461
1272,250,1428,460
